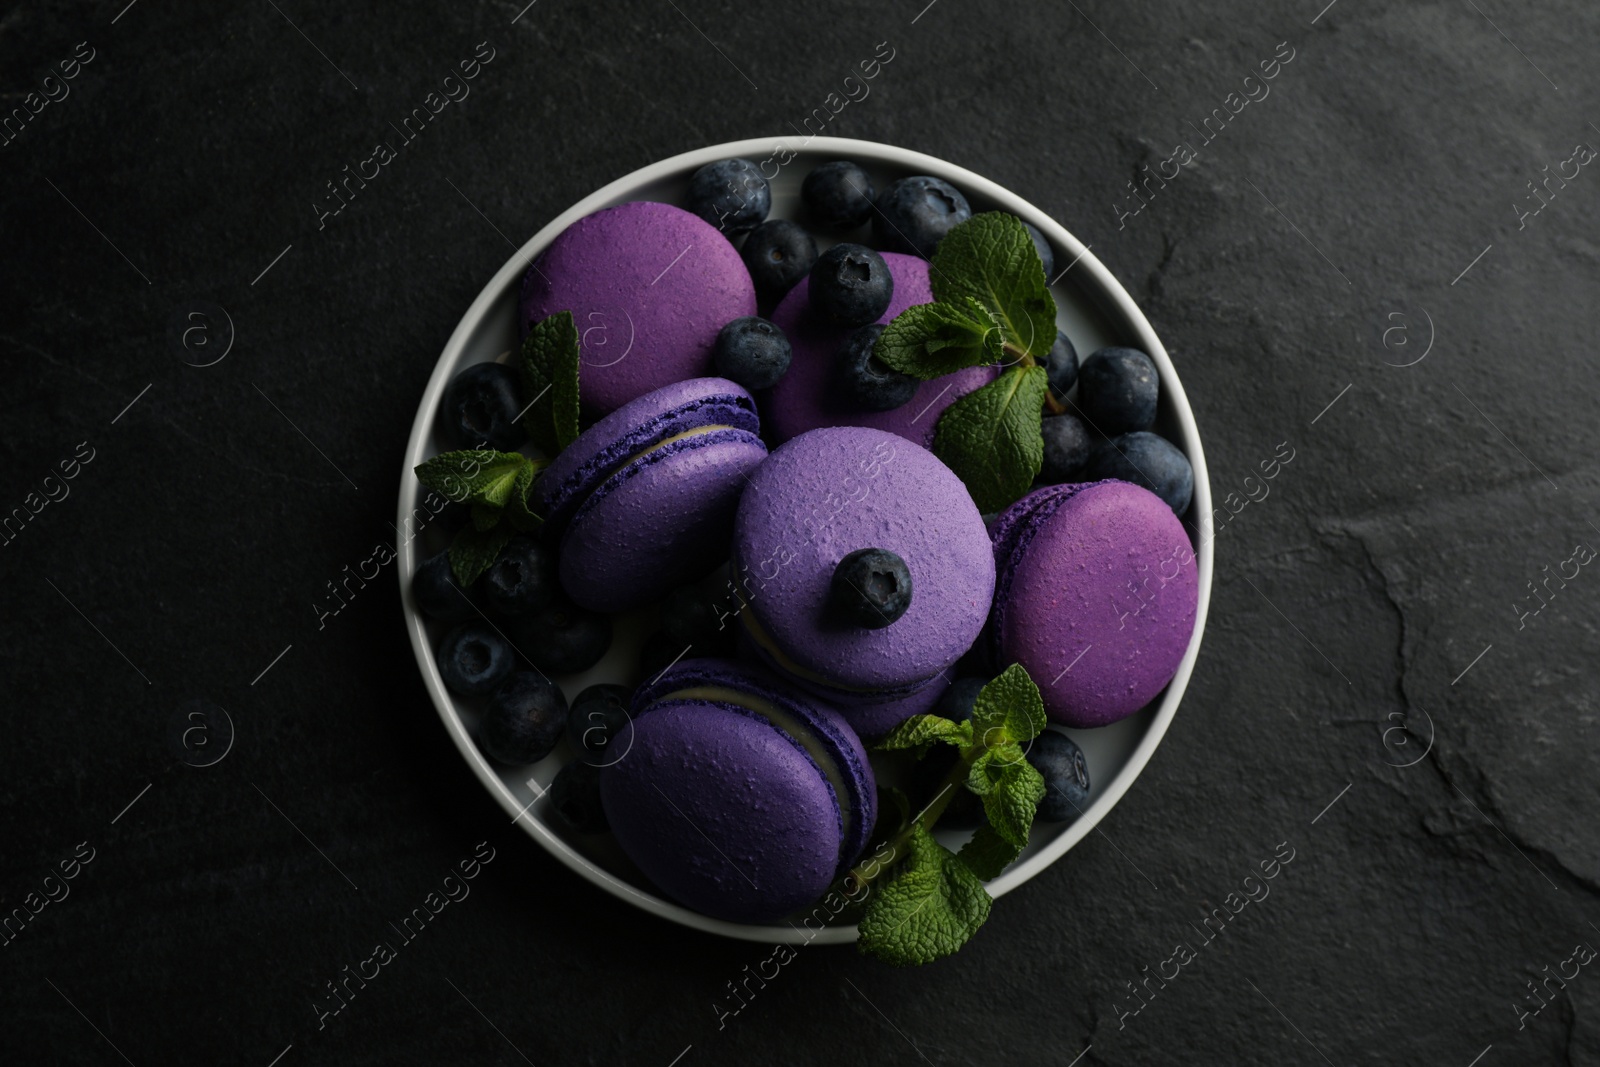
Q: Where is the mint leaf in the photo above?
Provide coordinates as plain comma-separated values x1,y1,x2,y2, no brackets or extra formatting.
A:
504,460,544,532
520,311,582,454
959,822,1023,880
875,714,973,753
874,297,1003,380
470,504,500,532
970,663,1048,748
932,364,1047,513
415,450,532,509
858,824,992,966
982,759,1046,848
930,213,1057,360
447,523,514,586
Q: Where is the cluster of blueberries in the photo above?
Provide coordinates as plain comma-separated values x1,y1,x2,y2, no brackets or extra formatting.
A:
687,156,1193,516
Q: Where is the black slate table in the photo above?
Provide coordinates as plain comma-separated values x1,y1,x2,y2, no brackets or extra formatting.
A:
5,1,1598,1064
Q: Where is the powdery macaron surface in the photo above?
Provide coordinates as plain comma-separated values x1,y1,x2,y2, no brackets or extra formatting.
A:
764,252,996,448
734,426,994,695
539,378,767,613
991,480,1198,728
520,201,756,416
601,658,876,923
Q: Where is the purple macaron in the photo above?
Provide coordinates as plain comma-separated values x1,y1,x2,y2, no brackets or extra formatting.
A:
520,201,757,416
763,252,996,448
990,480,1198,728
538,378,767,612
731,426,995,737
600,658,877,923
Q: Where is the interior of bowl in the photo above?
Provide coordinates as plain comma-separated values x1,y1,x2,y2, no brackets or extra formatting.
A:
396,136,1213,946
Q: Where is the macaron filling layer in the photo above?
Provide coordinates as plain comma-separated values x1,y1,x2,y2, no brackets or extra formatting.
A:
659,684,856,865
541,390,759,529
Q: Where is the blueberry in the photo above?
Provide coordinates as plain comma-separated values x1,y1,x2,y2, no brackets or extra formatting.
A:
1042,331,1079,403
508,598,612,675
834,324,918,412
831,547,912,628
685,158,769,235
1039,413,1094,485
872,176,972,259
1076,347,1158,434
549,761,608,834
442,362,524,451
566,684,635,766
1024,221,1054,278
712,316,792,392
1028,731,1090,822
437,622,515,695
413,551,476,623
933,676,988,723
1086,431,1194,515
479,671,568,765
740,220,817,302
482,536,557,617
802,161,876,229
808,243,893,328
660,584,735,655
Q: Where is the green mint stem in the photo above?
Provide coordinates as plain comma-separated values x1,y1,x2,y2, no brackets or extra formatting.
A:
845,749,975,893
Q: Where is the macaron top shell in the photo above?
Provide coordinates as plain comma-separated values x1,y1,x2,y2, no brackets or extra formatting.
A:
764,252,996,448
601,658,877,922
733,426,995,692
636,657,876,867
520,201,757,415
538,376,759,532
992,480,1198,728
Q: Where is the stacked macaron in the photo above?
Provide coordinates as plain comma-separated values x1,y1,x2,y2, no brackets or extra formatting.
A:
731,426,995,738
601,658,876,922
537,377,767,613
411,153,1204,933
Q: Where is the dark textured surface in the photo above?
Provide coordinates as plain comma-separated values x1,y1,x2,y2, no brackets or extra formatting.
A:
3,0,1598,1064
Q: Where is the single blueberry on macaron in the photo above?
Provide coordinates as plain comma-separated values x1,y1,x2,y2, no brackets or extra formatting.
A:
802,161,876,230
713,316,792,392
808,243,893,327
834,324,918,412
830,548,913,628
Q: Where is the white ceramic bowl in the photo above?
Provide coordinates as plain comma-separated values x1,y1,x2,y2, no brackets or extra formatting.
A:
397,137,1213,945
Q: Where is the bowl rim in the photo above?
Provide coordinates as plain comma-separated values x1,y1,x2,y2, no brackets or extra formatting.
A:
396,135,1213,946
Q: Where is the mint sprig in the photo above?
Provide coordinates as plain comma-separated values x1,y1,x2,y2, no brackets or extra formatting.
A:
414,448,545,584
854,664,1049,966
519,310,581,455
870,212,1063,513
932,364,1048,514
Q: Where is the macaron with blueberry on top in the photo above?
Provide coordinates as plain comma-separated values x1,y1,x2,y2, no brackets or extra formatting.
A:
731,425,995,737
